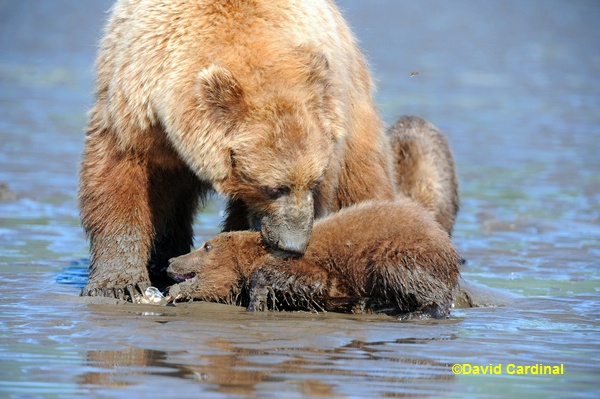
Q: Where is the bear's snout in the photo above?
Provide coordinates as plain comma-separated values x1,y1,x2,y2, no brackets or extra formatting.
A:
255,192,314,257
259,216,312,257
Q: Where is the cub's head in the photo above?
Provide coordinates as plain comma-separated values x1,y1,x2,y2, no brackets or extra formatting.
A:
167,231,266,303
196,48,342,257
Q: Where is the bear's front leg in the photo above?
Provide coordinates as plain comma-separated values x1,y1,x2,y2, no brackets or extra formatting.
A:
79,129,155,299
247,261,331,312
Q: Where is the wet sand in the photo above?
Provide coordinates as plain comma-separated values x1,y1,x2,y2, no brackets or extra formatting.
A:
1,1,599,398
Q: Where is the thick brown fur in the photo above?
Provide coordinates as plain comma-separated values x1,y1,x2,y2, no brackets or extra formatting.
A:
167,198,461,319
79,0,397,298
388,116,459,235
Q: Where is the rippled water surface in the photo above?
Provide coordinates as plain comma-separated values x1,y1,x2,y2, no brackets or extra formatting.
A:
1,1,599,398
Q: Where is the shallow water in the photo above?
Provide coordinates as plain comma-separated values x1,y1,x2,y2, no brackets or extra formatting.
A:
1,1,599,398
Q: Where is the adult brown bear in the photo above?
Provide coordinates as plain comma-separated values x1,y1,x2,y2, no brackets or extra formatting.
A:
167,198,461,319
79,0,396,299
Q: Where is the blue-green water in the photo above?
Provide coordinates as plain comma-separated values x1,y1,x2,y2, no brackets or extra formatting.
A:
1,1,599,398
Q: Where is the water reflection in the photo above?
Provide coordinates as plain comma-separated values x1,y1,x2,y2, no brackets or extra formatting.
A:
81,348,188,388
80,336,457,397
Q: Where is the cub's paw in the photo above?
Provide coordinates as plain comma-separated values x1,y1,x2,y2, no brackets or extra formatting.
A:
397,302,450,320
246,270,273,312
247,286,270,312
247,267,327,312
166,279,198,303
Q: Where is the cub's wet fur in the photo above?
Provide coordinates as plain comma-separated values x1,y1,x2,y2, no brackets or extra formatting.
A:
168,198,461,319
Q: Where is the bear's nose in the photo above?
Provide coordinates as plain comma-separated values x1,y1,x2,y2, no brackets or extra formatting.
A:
278,238,308,256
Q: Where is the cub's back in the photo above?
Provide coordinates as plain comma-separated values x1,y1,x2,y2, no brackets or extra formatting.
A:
309,198,450,256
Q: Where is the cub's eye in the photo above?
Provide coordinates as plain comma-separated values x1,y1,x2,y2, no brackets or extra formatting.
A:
262,186,291,200
201,242,212,252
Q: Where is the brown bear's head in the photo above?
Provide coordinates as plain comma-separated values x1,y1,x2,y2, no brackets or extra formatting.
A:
196,51,340,257
167,231,266,302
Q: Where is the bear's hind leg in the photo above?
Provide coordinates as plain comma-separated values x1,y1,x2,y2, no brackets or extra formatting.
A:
387,116,459,235
366,255,456,319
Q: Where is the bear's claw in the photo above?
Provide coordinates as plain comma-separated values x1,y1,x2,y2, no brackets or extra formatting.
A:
81,281,150,302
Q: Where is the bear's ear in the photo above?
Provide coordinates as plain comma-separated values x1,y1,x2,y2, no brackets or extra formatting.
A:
294,46,344,140
305,50,331,87
293,45,331,89
196,65,246,125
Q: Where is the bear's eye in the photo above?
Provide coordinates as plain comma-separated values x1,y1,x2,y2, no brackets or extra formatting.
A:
309,175,325,192
202,242,212,252
262,186,291,200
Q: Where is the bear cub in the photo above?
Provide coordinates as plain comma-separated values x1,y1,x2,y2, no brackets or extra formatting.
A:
167,198,461,319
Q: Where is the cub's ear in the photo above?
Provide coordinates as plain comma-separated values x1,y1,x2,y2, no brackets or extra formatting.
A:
196,65,246,127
